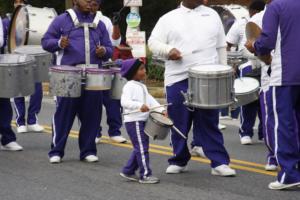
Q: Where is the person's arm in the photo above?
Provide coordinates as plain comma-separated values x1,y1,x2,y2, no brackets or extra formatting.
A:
121,84,144,110
111,12,121,45
98,23,113,61
0,18,4,48
226,20,241,50
107,18,121,47
216,14,228,65
254,3,280,56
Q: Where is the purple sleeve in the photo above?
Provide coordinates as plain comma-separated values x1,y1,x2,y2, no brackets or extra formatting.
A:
41,17,63,53
99,23,113,61
254,3,280,56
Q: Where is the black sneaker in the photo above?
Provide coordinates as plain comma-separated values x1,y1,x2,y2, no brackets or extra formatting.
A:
120,173,139,182
139,176,160,184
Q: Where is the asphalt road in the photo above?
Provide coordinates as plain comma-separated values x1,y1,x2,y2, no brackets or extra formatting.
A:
0,98,299,200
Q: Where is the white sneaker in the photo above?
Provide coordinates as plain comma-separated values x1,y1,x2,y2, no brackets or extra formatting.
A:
95,137,101,144
240,136,253,145
1,142,23,151
265,164,278,171
27,124,44,132
17,125,28,133
219,116,232,120
190,146,206,158
84,155,99,163
110,136,127,143
166,165,188,174
211,165,236,177
218,124,227,130
268,181,300,190
49,156,62,164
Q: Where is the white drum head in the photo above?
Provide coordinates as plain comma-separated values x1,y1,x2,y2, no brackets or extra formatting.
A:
189,65,232,74
234,77,260,94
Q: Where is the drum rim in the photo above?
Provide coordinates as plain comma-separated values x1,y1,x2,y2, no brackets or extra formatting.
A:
14,45,50,56
50,66,82,73
85,68,113,74
0,54,35,65
149,111,174,127
189,65,233,74
234,77,260,94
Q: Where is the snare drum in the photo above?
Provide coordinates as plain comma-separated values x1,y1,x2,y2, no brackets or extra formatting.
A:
110,67,127,99
0,54,35,98
183,65,234,109
14,45,53,82
8,5,57,52
144,112,174,140
85,68,113,91
227,51,246,66
49,66,82,98
234,77,260,107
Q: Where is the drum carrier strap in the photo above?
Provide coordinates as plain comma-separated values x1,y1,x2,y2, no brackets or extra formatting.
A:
66,9,102,68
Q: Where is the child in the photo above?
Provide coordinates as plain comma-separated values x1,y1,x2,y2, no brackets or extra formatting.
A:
120,58,166,184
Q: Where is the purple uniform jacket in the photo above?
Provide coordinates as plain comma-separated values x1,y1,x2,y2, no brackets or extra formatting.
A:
254,0,300,86
42,9,113,66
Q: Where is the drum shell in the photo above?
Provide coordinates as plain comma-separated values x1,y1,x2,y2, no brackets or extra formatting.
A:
49,68,82,98
144,114,173,140
234,89,260,107
0,59,35,98
32,53,52,82
110,71,127,100
85,71,113,91
187,70,235,109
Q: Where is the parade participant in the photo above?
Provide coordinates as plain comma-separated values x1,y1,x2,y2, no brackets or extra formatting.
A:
227,0,266,145
90,0,127,144
246,0,278,172
0,17,23,151
246,0,300,190
148,0,236,176
120,58,164,184
42,0,113,163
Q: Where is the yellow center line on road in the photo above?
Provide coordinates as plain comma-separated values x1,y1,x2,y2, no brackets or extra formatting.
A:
12,123,277,177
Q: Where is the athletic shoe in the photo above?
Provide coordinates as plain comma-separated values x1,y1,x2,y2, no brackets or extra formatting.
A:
218,124,227,130
49,156,62,164
190,146,206,158
110,136,127,143
166,165,188,174
27,124,44,132
95,137,101,144
211,165,236,177
219,116,232,120
139,176,160,184
240,136,253,145
120,173,138,182
265,164,278,171
17,125,28,133
1,142,23,151
268,181,300,190
84,155,99,163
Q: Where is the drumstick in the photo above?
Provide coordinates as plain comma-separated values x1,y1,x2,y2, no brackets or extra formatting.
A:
123,103,172,116
172,126,187,140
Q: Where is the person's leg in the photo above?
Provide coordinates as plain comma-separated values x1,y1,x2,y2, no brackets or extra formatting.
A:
239,101,258,138
257,99,264,140
123,122,151,179
231,107,240,119
27,83,43,125
13,97,26,127
272,86,300,184
78,90,103,160
166,80,192,167
0,98,17,145
193,108,230,168
49,97,78,158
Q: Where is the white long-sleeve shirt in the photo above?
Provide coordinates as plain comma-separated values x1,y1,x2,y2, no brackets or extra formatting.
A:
0,17,4,48
121,80,164,123
148,4,227,86
226,18,248,51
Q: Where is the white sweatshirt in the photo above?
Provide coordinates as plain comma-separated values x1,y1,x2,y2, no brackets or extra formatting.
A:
121,80,165,123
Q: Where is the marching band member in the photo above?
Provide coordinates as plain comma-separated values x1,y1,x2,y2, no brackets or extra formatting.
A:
0,16,23,151
120,58,165,184
148,0,236,176
246,0,300,190
227,0,265,145
247,0,278,172
42,0,113,163
90,0,127,144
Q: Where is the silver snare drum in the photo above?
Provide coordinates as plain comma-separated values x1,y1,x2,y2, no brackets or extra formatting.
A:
234,77,260,107
14,45,53,82
183,65,235,109
49,66,82,98
0,54,35,98
110,67,127,99
85,68,113,91
144,112,174,140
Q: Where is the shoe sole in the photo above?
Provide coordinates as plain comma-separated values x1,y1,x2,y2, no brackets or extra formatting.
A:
139,180,160,184
110,139,127,144
0,147,23,151
166,168,188,174
120,173,138,182
211,170,236,177
269,182,300,190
